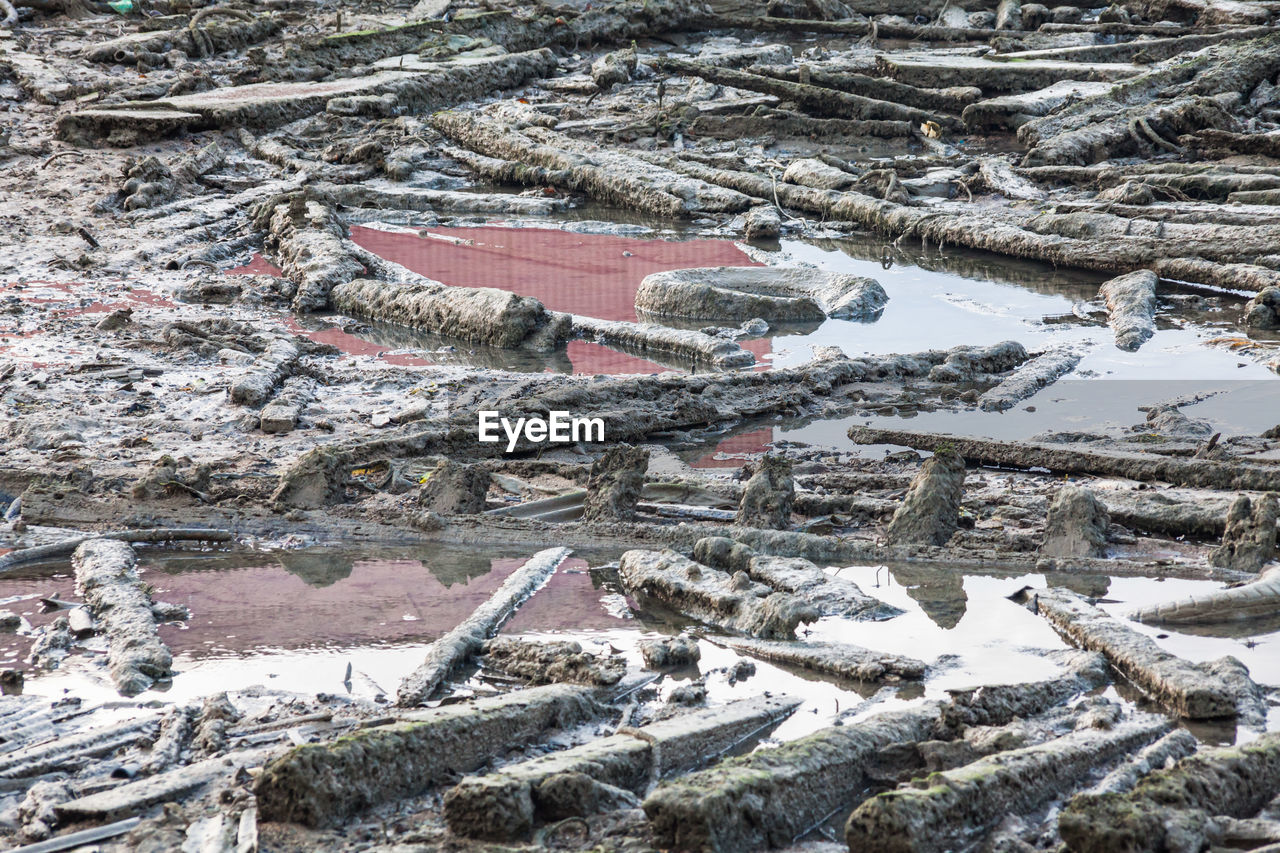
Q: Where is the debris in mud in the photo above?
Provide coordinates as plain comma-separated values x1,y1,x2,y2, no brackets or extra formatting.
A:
5,0,1280,850
1041,485,1110,558
1026,587,1265,721
480,636,625,686
619,549,818,639
735,454,795,530
886,448,966,546
1210,493,1279,572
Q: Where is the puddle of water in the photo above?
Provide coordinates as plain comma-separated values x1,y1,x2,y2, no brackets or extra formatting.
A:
684,235,1277,463
3,547,1274,738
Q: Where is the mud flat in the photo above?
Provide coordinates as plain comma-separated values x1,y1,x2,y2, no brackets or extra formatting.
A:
4,0,1280,849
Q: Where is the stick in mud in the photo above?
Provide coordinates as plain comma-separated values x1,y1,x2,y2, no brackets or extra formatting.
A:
395,546,572,706
0,528,233,572
845,425,1280,492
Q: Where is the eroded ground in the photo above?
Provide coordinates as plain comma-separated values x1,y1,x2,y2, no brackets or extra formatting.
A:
2,0,1280,850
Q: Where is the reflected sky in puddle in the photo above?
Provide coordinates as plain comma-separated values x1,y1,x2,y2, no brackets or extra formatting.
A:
7,547,1273,740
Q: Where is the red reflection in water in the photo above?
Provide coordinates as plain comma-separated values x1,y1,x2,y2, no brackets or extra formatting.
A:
346,225,773,374
692,427,776,469
223,228,774,376
224,254,283,276
139,555,622,657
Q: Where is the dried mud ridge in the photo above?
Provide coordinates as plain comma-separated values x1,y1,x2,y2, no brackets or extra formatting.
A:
3,0,1280,849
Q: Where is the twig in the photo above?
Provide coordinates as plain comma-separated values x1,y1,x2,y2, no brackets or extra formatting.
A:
0,528,234,572
41,150,87,170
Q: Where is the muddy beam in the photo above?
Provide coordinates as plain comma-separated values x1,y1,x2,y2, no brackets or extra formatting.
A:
430,111,755,218
642,702,947,853
333,278,569,352
845,715,1172,853
1132,564,1280,627
0,528,232,572
255,684,603,827
653,57,955,129
1027,587,1262,720
1099,270,1158,351
442,694,801,840
73,540,173,695
1087,728,1199,795
618,549,817,639
717,637,925,682
569,314,754,369
396,548,572,706
845,426,1280,491
1059,733,1280,853
978,346,1081,412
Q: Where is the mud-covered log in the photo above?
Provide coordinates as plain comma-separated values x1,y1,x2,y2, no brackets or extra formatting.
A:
256,684,604,827
618,549,818,639
717,637,925,681
653,56,957,129
1099,270,1158,351
396,547,572,706
314,181,569,217
266,196,363,314
844,714,1172,853
846,425,1280,491
1087,728,1199,795
1151,257,1280,293
569,314,755,369
748,64,980,114
637,266,887,323
1133,563,1280,626
1059,733,1280,853
333,278,570,352
73,540,173,695
227,339,299,408
1028,587,1262,719
83,16,282,64
978,345,1080,412
430,111,755,219
442,694,801,840
690,541,902,619
56,746,276,821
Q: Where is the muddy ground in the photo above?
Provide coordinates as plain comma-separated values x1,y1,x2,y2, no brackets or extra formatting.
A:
2,0,1280,849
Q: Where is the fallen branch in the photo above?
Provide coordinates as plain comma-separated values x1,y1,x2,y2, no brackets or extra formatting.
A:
0,528,233,572
395,547,572,706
